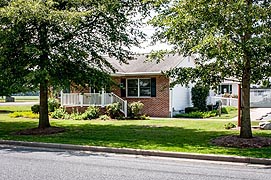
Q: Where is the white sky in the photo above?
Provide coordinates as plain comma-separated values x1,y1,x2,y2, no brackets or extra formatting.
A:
130,24,172,54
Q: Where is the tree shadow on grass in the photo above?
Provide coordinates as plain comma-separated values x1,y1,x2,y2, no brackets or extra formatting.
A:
0,120,271,158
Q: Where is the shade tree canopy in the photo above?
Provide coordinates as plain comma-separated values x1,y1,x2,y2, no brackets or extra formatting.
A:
150,0,271,138
0,0,151,128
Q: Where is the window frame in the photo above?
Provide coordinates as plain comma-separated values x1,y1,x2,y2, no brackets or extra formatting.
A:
126,78,151,98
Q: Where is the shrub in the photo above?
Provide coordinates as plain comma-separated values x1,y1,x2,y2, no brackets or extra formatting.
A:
81,106,100,120
175,111,217,118
99,114,111,121
51,108,67,119
48,98,60,112
221,106,237,114
69,112,82,120
185,107,199,114
106,102,121,118
191,84,209,111
31,104,40,114
129,101,144,117
9,111,39,119
224,122,236,129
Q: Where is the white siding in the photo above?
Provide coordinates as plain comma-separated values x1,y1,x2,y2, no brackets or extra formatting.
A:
170,84,192,116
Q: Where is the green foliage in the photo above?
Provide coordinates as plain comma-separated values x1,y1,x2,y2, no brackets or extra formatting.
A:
99,114,111,121
185,107,199,114
9,111,39,119
221,106,238,114
175,111,217,119
150,0,271,137
106,102,122,119
0,0,150,127
191,84,209,112
31,104,40,114
128,101,144,117
81,106,100,120
48,98,60,112
224,122,236,130
51,108,67,119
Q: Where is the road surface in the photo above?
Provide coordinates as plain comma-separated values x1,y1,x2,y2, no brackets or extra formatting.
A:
0,145,271,180
0,145,270,180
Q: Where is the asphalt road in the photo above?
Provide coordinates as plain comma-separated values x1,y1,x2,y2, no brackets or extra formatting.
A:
0,145,270,180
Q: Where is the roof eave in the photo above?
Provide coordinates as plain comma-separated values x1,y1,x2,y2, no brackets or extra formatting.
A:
111,72,163,77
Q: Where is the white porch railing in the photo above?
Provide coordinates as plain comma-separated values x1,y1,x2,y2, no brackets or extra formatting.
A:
210,97,238,107
60,90,127,117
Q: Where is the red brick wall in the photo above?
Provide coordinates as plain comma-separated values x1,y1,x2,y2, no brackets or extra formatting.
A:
112,75,170,117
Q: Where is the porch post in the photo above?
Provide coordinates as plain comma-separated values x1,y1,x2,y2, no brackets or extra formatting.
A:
60,90,63,107
101,88,105,107
110,93,114,104
124,100,128,117
79,94,83,107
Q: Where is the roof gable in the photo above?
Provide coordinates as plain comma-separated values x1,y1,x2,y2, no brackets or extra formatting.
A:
105,54,195,76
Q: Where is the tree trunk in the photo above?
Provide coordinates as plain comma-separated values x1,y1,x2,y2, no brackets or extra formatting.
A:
240,80,252,138
38,22,50,129
240,56,252,138
39,80,50,128
239,0,253,138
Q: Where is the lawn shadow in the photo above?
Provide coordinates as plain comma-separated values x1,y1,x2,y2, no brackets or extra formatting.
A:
0,120,271,158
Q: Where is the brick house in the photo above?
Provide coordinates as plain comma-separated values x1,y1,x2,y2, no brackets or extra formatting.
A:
106,54,196,117
61,53,242,117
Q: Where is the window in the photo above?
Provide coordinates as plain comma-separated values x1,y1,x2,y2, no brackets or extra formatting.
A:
218,84,232,94
127,79,151,97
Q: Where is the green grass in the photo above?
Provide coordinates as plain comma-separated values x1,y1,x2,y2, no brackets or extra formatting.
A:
0,111,270,158
0,106,32,112
211,106,238,119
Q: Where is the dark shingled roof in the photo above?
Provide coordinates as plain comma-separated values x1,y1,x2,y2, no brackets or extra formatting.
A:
106,54,188,75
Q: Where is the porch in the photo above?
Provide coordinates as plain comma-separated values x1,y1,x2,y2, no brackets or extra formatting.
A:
210,96,238,107
60,90,128,117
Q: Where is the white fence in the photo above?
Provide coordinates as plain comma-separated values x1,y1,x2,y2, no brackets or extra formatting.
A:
210,97,238,107
61,91,127,117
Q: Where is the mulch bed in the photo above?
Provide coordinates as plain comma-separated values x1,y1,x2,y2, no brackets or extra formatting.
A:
211,135,271,148
14,127,65,135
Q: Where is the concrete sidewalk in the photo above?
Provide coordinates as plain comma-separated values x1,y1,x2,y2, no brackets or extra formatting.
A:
0,140,270,165
231,108,271,121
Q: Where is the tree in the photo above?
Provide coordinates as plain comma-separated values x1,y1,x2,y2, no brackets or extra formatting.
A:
0,0,149,128
150,0,271,138
191,84,209,112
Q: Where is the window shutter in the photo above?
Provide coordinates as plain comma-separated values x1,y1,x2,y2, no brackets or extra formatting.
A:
120,78,126,97
151,78,156,97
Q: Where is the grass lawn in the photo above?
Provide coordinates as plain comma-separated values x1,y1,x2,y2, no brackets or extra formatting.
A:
0,106,270,158
0,106,32,112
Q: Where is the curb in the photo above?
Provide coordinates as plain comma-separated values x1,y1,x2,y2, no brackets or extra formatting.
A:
0,140,271,165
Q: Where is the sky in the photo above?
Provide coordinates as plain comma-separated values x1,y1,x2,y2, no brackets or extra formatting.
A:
130,24,172,54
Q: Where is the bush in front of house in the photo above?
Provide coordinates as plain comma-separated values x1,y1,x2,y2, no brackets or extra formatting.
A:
51,108,68,119
128,101,144,118
99,114,111,121
31,104,40,114
106,102,122,118
48,98,60,112
185,107,199,113
31,98,61,114
174,111,217,118
191,84,209,111
81,106,100,120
